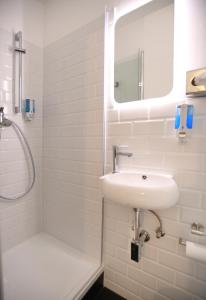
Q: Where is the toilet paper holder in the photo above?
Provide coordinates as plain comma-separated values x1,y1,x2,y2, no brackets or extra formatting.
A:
179,223,206,246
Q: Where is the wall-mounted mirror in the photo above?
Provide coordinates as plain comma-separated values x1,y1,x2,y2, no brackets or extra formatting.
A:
114,0,174,103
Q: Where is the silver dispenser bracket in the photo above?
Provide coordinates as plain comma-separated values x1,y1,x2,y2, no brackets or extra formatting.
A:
186,68,206,97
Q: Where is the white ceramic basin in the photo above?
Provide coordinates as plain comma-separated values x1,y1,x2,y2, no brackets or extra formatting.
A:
100,172,179,210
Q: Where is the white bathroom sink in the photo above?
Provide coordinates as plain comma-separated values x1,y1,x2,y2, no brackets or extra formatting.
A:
100,172,179,210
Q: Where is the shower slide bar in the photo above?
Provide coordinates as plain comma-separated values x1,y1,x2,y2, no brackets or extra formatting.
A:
14,31,26,113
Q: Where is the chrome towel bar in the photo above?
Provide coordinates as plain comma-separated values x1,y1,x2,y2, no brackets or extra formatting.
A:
179,223,206,246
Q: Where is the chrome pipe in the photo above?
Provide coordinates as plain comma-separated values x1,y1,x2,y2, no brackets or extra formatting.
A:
148,210,165,238
134,208,142,241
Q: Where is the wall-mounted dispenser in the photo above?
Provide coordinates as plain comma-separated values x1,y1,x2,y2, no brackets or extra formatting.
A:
24,98,35,121
175,104,193,139
186,68,206,97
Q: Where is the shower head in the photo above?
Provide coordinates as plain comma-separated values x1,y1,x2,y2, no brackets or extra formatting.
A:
0,107,12,127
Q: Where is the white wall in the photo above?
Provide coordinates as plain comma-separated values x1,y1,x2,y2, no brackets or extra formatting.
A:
0,0,44,251
0,0,206,299
43,18,104,261
44,0,104,45
0,0,44,48
44,0,206,297
104,0,206,299
44,0,135,46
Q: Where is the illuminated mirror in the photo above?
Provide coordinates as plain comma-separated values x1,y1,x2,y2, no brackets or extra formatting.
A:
114,0,174,103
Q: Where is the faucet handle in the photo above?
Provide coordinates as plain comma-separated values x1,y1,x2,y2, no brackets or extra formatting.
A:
113,145,129,151
118,145,129,150
113,145,133,157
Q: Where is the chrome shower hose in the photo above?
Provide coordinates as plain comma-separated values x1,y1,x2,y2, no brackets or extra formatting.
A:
0,121,36,200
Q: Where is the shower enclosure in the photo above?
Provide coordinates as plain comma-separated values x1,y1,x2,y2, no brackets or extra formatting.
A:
0,1,104,299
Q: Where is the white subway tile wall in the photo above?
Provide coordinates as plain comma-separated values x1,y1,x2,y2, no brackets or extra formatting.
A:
0,5,206,300
43,18,104,261
0,28,43,251
104,102,206,300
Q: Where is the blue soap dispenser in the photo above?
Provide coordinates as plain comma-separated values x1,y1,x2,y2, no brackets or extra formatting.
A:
24,98,35,121
175,104,193,139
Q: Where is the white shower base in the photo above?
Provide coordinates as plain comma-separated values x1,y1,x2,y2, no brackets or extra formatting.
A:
3,233,101,300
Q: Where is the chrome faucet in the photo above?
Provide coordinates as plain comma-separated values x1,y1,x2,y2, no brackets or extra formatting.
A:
112,145,133,173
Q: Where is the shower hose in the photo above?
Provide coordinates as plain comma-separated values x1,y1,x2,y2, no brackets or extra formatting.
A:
0,121,36,200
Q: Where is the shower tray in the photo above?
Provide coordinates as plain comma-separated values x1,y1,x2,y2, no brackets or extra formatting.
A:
2,233,101,300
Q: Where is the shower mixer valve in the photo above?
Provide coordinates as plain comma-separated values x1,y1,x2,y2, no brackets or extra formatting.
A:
0,107,12,127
